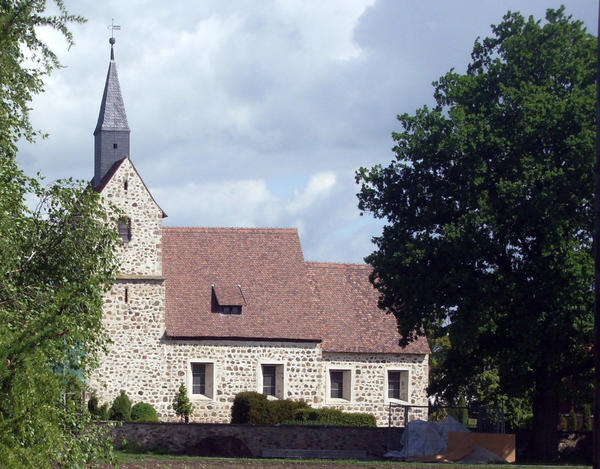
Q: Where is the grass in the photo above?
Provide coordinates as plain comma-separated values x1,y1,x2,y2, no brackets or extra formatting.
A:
115,451,591,469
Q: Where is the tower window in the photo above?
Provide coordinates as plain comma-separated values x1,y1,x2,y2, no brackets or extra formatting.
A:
118,217,131,243
113,143,118,149
124,287,129,303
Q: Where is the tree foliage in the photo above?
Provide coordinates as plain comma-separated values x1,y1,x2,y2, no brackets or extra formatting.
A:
0,1,120,467
356,7,595,460
172,383,193,423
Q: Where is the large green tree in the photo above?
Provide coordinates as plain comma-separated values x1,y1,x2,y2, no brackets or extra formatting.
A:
0,2,120,467
356,8,595,460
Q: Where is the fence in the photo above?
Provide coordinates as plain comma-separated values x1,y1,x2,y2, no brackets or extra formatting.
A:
388,403,505,433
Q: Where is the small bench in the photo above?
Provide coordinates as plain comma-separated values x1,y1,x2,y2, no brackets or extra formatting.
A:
261,448,368,460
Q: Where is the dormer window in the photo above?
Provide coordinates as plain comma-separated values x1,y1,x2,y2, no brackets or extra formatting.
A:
118,217,131,243
211,284,245,314
220,305,242,315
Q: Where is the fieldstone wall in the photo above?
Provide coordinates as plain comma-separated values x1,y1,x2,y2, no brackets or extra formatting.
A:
99,158,163,276
90,157,429,427
322,352,429,426
110,422,404,458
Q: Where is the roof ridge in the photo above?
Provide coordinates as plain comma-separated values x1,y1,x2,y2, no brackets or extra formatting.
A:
306,261,370,268
164,227,298,233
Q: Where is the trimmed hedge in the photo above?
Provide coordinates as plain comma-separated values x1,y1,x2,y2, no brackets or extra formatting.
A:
231,392,270,424
294,408,376,427
230,392,375,426
131,402,159,422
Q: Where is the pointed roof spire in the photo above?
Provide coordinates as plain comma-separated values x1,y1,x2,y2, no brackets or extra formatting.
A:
93,25,131,189
94,33,129,135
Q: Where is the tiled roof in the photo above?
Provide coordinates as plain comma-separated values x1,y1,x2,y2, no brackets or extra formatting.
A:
307,262,430,354
163,228,318,341
163,227,429,355
94,58,129,134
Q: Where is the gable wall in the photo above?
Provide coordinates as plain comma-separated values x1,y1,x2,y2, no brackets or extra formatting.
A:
100,158,163,275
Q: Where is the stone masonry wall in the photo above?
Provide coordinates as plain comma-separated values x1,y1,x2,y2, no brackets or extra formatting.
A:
100,158,163,276
89,158,166,404
321,352,429,426
110,422,404,458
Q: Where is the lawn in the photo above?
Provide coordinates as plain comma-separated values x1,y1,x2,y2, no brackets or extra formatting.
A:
107,451,591,469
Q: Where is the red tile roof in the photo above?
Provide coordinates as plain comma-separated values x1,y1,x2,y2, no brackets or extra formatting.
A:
163,227,429,354
307,262,429,354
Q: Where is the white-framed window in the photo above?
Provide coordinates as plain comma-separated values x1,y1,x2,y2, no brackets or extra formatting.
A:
385,368,409,403
326,367,353,402
187,361,215,400
257,362,285,399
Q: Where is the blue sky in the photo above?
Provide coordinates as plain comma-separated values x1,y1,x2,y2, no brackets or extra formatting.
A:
18,0,598,263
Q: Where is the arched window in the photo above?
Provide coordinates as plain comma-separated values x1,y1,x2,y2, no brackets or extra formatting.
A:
118,217,131,243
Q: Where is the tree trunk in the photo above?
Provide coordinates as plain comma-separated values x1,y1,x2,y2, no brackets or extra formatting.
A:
530,386,560,461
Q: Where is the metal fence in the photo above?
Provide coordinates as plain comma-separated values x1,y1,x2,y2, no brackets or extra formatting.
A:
388,403,505,433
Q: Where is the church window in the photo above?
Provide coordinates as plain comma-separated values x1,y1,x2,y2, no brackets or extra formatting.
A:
124,287,128,303
123,179,128,191
258,363,284,399
118,217,131,243
262,365,276,396
189,362,214,399
386,369,409,402
327,368,352,401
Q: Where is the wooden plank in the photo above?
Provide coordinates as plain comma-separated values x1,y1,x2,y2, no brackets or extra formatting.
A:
447,431,516,463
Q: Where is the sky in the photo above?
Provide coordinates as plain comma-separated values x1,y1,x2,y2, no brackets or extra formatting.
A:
18,0,598,263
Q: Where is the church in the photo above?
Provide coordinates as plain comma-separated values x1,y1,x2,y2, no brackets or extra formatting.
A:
88,40,429,426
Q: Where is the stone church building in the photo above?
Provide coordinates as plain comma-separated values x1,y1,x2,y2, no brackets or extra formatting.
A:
88,42,429,426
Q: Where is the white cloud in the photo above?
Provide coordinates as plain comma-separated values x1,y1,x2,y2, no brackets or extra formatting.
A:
16,0,598,263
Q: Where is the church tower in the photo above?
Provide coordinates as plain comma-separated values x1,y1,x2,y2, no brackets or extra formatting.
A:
93,36,130,189
89,36,168,414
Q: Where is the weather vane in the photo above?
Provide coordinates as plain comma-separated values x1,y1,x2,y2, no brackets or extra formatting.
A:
108,18,121,44
107,19,121,59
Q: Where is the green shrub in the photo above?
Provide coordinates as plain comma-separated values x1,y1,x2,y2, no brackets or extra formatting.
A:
131,402,159,422
88,393,99,416
583,404,592,432
99,403,110,421
294,407,376,427
568,407,578,431
172,383,193,423
231,393,310,424
110,390,132,421
231,392,270,424
269,399,309,423
559,415,568,431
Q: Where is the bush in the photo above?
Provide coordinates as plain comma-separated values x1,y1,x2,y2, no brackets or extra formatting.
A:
231,392,270,424
559,415,568,431
110,390,132,421
88,393,99,416
172,383,193,423
568,407,578,431
583,404,592,432
99,403,110,421
88,393,110,420
294,407,376,427
131,402,159,422
231,393,310,424
269,399,309,423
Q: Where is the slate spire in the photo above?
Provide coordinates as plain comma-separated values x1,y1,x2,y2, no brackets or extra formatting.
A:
93,37,130,189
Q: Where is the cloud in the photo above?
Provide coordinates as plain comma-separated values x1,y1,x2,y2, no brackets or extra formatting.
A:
16,0,598,263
